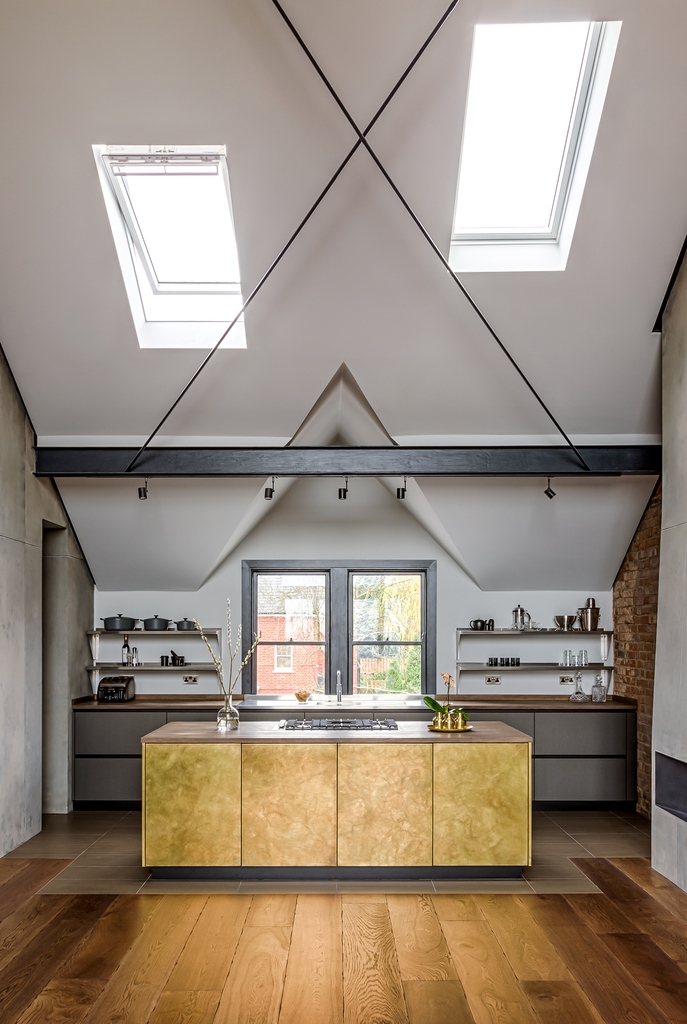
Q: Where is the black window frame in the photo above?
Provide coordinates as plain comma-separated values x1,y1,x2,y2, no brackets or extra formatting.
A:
241,559,436,695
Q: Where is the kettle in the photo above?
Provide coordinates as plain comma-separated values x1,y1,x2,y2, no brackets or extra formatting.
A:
512,604,531,631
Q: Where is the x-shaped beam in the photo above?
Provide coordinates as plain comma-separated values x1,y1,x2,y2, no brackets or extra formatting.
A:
127,0,589,473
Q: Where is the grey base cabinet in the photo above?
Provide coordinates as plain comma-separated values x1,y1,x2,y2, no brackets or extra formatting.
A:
74,705,637,806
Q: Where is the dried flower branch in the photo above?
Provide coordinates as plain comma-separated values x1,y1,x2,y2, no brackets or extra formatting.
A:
194,598,259,697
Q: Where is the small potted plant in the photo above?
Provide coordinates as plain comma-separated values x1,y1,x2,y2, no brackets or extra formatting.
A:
423,672,470,731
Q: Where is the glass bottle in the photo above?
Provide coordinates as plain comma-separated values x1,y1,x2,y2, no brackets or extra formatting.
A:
121,634,130,667
569,671,590,702
591,674,607,702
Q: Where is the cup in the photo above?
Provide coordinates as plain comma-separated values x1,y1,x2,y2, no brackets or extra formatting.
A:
578,650,589,667
160,655,170,666
562,650,573,666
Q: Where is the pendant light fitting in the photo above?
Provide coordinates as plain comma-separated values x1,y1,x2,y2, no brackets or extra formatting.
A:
264,476,276,500
397,476,407,500
338,476,349,500
544,477,556,500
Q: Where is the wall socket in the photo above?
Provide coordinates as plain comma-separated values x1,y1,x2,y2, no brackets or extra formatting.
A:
559,674,575,685
182,675,199,685
485,675,501,685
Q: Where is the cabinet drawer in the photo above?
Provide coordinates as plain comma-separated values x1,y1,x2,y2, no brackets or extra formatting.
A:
74,757,142,801
534,757,628,802
467,711,534,737
74,711,167,755
166,710,218,723
535,712,626,756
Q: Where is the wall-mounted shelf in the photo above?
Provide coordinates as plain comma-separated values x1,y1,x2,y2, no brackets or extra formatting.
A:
87,628,222,693
457,662,613,672
455,628,613,636
87,663,218,672
88,629,221,637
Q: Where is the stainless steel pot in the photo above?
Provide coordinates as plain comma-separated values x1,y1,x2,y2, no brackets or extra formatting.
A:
143,616,171,631
175,618,197,631
101,615,138,631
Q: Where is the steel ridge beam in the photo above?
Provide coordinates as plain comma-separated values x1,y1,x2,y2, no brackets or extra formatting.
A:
35,445,661,478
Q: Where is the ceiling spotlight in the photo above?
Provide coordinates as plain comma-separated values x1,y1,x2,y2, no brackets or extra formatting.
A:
264,476,275,500
137,479,148,500
544,477,556,500
338,476,349,500
396,476,407,500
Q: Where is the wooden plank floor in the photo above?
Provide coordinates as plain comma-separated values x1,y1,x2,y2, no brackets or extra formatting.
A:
1,856,687,1023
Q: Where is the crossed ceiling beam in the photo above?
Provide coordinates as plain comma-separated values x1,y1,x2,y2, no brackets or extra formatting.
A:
119,0,590,473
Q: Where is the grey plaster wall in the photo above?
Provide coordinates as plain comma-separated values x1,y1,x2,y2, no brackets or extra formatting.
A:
654,260,687,889
0,346,93,854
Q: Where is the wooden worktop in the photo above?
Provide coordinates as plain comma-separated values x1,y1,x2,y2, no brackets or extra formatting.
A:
140,720,533,745
74,693,636,711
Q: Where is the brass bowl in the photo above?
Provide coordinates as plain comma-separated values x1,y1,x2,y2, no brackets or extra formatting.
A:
294,690,310,703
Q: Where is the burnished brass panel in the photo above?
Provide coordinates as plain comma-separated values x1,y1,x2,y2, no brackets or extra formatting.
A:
433,743,531,865
241,743,337,866
337,744,432,866
144,743,241,866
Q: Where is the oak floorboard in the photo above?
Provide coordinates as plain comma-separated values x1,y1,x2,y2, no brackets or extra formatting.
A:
403,980,476,1024
441,919,540,1024
571,857,655,903
165,894,252,991
0,860,26,885
610,856,687,918
245,893,297,928
477,895,572,983
340,893,386,904
14,895,163,1024
342,901,408,1024
214,925,291,1024
78,895,207,1024
523,896,674,1024
560,892,640,936
0,894,71,972
519,980,606,1024
598,932,687,1022
0,859,71,922
0,895,114,1024
386,895,457,982
429,895,485,922
279,894,343,1024
147,989,221,1024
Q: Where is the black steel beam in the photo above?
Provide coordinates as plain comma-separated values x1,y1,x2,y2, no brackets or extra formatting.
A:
35,445,661,478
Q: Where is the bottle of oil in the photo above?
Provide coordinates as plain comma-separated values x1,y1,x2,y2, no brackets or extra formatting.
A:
121,634,130,667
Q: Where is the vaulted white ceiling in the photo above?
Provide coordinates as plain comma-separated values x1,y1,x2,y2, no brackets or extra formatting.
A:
0,0,673,590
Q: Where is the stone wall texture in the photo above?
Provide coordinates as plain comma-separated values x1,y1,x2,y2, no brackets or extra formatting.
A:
613,483,661,818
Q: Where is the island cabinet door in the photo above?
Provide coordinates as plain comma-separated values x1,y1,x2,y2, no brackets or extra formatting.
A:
433,743,531,866
241,744,337,866
144,743,241,867
337,744,433,866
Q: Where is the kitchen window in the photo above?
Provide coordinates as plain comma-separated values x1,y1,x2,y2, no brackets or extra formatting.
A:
242,560,436,695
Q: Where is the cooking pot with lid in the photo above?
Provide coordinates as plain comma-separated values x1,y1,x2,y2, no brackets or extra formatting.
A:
175,618,197,631
101,614,138,631
143,615,171,631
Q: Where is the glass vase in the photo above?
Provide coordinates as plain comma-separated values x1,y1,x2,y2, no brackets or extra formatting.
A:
217,694,240,731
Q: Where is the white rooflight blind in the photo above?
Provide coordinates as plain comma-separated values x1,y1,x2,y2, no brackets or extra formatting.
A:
454,22,603,241
94,145,247,348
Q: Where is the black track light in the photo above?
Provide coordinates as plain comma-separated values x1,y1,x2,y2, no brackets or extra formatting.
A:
544,477,556,500
338,476,349,500
264,476,275,500
396,476,407,500
138,479,148,500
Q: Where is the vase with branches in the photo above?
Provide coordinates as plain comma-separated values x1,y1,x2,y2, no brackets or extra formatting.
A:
195,599,259,731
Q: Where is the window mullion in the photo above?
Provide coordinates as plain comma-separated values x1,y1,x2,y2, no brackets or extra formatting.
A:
329,567,349,694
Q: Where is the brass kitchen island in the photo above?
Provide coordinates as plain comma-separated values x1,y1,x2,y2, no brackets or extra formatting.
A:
141,720,532,879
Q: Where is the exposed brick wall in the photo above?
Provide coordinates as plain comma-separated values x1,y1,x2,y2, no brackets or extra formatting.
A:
613,483,661,817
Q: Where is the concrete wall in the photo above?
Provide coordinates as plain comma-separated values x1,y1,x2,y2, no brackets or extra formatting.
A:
0,346,93,855
613,483,661,817
654,260,687,890
96,475,613,697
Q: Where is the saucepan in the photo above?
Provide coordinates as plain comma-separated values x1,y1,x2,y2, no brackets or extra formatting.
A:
175,618,197,631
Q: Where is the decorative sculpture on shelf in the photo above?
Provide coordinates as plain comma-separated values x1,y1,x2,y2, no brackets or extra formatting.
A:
195,600,259,731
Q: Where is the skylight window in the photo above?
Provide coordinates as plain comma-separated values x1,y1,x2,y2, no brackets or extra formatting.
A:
450,21,621,272
94,145,246,349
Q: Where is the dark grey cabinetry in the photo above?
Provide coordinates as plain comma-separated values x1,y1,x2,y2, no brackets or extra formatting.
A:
73,705,637,807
